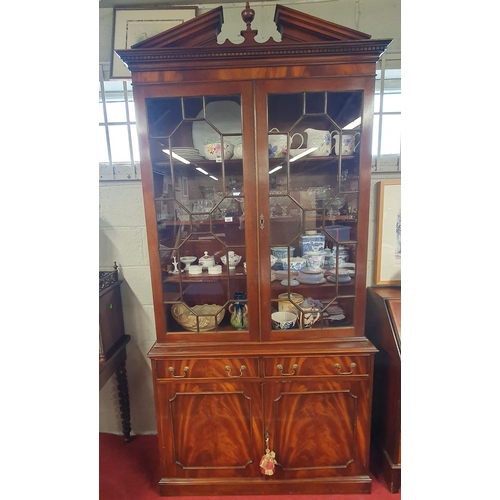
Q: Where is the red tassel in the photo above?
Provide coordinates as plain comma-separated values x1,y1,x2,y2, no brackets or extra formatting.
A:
259,449,277,475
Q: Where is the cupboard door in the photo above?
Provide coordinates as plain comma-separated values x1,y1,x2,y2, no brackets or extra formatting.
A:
155,380,263,479
255,79,374,341
134,82,260,342
263,379,371,478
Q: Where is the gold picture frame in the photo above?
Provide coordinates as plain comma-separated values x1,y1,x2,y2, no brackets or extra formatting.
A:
110,7,197,79
374,180,401,285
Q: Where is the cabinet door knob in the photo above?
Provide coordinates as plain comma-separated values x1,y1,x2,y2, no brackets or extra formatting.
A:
225,365,246,377
334,362,356,375
276,363,298,376
168,366,189,378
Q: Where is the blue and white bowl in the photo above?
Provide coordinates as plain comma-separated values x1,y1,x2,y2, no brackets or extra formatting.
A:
281,256,307,272
271,311,298,330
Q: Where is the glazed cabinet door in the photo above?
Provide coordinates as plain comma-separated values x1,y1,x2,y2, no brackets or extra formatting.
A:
254,78,375,341
154,379,263,480
263,377,371,479
133,81,259,342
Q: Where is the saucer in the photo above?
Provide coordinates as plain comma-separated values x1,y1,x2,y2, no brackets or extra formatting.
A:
297,277,326,285
327,275,351,283
281,279,299,286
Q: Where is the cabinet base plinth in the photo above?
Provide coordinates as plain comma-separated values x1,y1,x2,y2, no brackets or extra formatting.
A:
158,476,372,496
379,448,401,494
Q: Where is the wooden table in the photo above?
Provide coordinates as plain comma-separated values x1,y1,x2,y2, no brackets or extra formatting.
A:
365,287,401,493
99,335,132,442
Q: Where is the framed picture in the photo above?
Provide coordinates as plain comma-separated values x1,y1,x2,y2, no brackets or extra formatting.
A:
374,180,401,285
110,7,197,79
182,177,189,198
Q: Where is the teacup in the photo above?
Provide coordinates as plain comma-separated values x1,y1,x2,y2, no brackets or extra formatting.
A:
268,128,304,159
305,251,326,270
204,142,234,161
331,131,361,156
281,256,307,272
271,311,298,330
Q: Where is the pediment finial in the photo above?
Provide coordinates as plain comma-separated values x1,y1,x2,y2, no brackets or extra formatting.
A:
241,2,255,31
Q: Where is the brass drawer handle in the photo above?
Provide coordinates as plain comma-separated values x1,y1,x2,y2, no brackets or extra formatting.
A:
225,365,247,378
276,363,298,376
334,362,356,375
168,366,189,378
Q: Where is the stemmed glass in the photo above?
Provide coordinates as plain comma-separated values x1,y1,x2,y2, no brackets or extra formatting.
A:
269,196,279,218
277,196,290,216
327,194,346,216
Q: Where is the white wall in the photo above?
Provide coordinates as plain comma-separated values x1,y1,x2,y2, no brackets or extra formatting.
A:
99,0,401,436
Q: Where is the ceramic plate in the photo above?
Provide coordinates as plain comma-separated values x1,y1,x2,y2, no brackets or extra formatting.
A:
327,313,346,321
297,277,326,285
281,279,299,286
327,275,351,283
340,262,355,269
300,267,325,275
192,101,242,154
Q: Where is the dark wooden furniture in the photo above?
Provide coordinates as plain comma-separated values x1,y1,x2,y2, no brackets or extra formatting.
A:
117,3,390,496
99,266,132,442
365,287,401,493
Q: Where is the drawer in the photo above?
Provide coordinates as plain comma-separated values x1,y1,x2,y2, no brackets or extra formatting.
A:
156,358,258,380
263,355,369,378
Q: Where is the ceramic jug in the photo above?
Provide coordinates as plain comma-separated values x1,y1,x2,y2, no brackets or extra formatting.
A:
268,128,304,158
299,297,321,328
331,131,361,155
229,292,248,330
304,128,337,156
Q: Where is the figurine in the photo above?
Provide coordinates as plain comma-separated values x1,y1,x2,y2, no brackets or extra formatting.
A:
171,256,180,274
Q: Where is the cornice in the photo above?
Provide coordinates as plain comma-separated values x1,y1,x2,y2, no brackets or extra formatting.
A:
116,38,392,72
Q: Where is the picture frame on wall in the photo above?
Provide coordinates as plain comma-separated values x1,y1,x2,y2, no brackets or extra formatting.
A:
110,7,198,79
374,180,401,285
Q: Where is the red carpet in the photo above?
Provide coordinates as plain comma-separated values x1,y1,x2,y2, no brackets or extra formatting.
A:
99,433,401,500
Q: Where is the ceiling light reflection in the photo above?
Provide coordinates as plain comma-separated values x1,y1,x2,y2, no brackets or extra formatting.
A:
343,117,361,130
289,147,318,162
269,165,283,174
162,149,190,164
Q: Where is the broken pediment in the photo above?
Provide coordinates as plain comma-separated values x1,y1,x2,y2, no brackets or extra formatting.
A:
128,3,371,51
115,3,391,74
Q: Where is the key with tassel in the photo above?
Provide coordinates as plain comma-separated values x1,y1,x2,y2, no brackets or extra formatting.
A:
260,428,277,476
